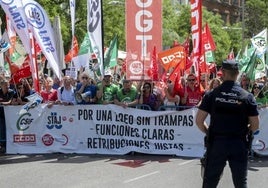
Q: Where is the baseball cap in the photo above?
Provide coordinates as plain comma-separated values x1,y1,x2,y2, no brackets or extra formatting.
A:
222,59,239,71
104,69,112,76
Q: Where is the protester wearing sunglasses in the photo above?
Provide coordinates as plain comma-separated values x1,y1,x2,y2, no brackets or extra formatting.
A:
138,82,158,111
75,71,97,104
251,82,268,108
180,73,204,108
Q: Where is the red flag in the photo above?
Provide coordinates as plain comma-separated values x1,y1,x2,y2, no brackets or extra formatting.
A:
151,46,159,81
182,36,190,56
10,66,32,85
168,59,183,83
158,46,186,71
201,23,216,54
65,36,79,63
190,0,202,79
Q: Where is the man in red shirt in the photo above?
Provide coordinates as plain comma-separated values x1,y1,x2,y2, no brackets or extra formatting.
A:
180,73,204,107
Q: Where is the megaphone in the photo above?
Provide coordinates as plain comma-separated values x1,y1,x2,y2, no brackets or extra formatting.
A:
75,91,92,103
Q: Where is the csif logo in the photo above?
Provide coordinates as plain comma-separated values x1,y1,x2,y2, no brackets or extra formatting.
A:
88,0,101,32
16,113,34,131
24,3,45,29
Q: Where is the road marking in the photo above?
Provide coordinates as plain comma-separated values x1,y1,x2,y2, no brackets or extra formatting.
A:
178,159,195,166
124,171,160,183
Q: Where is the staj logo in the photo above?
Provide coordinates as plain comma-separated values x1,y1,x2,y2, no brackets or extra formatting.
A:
16,112,34,131
46,112,62,129
24,3,45,29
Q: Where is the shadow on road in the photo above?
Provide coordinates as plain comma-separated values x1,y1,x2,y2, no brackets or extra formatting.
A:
0,153,196,167
1,152,267,169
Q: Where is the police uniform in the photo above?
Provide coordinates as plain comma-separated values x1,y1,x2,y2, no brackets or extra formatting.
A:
198,60,259,188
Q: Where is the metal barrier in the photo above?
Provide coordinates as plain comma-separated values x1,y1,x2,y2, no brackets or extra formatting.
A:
135,104,152,110
158,105,195,111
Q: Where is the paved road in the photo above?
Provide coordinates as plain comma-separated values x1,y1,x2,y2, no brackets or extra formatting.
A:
0,153,268,188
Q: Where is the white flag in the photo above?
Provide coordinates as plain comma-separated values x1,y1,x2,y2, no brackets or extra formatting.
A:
87,0,104,76
251,28,267,55
22,0,62,80
0,0,31,54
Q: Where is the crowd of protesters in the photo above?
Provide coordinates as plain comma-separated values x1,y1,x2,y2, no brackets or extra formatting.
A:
1,67,268,110
0,64,268,152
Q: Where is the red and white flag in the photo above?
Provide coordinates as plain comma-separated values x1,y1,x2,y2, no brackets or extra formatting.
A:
190,0,202,77
201,23,216,54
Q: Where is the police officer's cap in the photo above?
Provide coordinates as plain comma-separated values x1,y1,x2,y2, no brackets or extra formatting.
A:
222,59,239,71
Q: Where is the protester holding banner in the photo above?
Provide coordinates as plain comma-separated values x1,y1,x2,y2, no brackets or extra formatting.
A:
0,79,15,105
96,69,118,104
0,79,15,152
40,76,58,108
75,72,97,104
114,79,138,108
196,59,259,188
11,82,32,105
163,80,180,110
180,73,204,107
138,82,158,111
55,76,76,105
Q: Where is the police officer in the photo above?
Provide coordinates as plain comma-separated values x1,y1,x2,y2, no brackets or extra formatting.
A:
196,59,260,188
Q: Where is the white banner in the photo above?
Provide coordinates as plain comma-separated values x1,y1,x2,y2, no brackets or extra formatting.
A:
5,105,268,157
22,0,62,80
5,104,204,157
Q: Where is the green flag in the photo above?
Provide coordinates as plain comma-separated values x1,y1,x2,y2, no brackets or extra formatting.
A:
205,50,215,63
239,46,255,71
104,35,118,69
244,49,257,80
78,33,93,55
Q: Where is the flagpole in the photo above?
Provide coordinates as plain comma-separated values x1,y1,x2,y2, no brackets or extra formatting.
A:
241,0,245,50
0,18,4,68
101,0,105,76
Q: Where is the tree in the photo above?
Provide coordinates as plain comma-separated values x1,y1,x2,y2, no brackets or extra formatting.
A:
245,0,268,38
175,5,233,65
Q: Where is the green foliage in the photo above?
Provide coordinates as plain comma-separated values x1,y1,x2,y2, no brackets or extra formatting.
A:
245,0,268,38
0,0,266,66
